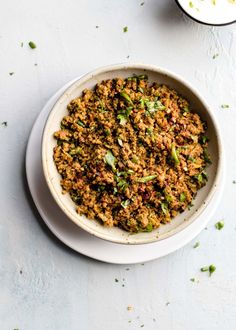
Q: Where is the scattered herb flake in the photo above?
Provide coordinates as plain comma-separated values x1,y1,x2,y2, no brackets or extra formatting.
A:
201,265,216,276
123,26,128,33
190,278,195,282
221,104,229,109
193,241,200,248
166,302,170,306
209,264,216,276
20,42,23,47
189,1,194,8
200,266,209,272
1,121,7,127
115,278,119,282
213,53,219,59
212,0,216,5
9,72,14,76
140,2,145,5
233,180,236,184
96,25,99,28
28,41,36,49
215,220,224,230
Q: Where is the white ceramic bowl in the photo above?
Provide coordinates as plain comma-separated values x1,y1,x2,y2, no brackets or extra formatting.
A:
42,63,222,245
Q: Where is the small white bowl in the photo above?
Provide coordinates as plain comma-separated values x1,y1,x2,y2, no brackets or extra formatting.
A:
176,0,236,26
42,63,222,245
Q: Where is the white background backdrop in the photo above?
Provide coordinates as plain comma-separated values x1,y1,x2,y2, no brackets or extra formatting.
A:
0,1,236,329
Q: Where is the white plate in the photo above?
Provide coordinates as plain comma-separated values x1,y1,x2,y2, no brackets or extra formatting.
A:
25,78,224,264
176,0,236,26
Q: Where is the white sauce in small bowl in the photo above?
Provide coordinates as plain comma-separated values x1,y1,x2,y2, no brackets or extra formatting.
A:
177,0,236,25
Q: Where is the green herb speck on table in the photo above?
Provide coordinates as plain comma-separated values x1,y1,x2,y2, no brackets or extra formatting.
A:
233,180,236,184
140,2,145,5
193,241,200,248
95,25,99,28
9,72,14,76
221,104,230,109
28,41,37,49
115,278,119,282
200,264,216,276
1,121,7,127
213,53,219,59
215,220,224,230
189,1,194,8
123,26,128,33
20,41,23,47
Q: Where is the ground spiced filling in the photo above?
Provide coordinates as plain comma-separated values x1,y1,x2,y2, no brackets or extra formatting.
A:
53,76,211,233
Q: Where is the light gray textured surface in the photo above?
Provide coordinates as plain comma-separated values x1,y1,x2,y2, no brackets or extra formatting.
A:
0,1,236,329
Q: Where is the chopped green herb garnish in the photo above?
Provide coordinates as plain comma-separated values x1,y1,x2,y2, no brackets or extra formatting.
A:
215,220,224,230
190,278,195,282
115,278,119,282
120,91,133,105
69,147,82,155
193,241,200,248
145,223,153,232
123,26,128,33
77,120,86,127
117,179,128,190
131,155,139,164
212,0,216,5
189,1,194,8
171,144,180,165
9,72,14,76
20,42,24,47
104,150,116,172
117,107,132,125
183,106,190,112
28,41,36,49
121,199,130,209
201,135,209,144
212,53,219,59
180,192,186,202
140,1,145,5
188,156,195,162
136,175,157,183
1,121,7,127
221,104,230,109
145,99,165,115
161,202,168,215
146,128,153,135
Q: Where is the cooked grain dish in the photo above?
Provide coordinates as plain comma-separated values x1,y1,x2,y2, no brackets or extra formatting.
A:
53,75,211,233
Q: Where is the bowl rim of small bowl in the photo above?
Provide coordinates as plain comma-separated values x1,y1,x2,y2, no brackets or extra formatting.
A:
175,0,236,26
42,63,223,245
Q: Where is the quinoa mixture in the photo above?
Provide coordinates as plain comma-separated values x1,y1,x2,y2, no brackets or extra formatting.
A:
53,75,211,233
